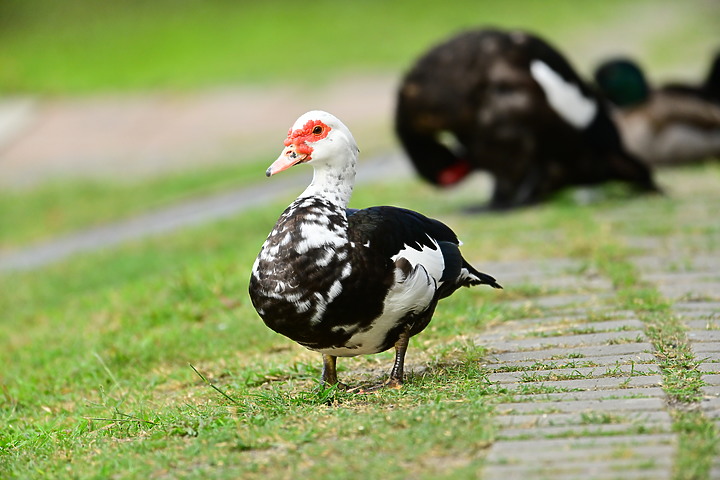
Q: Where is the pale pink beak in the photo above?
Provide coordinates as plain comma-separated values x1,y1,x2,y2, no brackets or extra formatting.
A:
266,145,308,177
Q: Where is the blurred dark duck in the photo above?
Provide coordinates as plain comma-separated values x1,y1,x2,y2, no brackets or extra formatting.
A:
595,56,720,166
395,28,658,210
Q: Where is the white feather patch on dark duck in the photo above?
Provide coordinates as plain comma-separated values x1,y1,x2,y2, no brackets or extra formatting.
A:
530,60,598,129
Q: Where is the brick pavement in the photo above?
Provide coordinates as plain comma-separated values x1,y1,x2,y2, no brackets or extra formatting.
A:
476,259,675,480
474,175,720,479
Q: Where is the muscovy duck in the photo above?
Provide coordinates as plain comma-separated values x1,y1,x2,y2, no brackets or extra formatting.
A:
594,57,720,166
249,111,501,390
395,28,658,210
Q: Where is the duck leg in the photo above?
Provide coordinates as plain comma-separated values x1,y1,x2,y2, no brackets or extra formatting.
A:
359,326,412,393
386,326,411,389
321,354,339,385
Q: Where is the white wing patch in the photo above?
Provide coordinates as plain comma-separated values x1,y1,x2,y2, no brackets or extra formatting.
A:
530,60,597,129
317,240,444,357
391,236,445,286
385,263,436,316
319,264,436,357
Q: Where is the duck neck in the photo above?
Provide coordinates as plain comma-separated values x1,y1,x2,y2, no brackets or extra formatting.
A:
300,160,356,208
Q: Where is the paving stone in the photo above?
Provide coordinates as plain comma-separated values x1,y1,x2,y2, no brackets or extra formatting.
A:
626,237,664,250
488,352,657,370
700,408,720,420
675,309,720,319
487,445,675,468
482,318,646,341
494,411,671,428
692,343,720,354
698,363,720,373
483,462,671,480
503,274,612,291
691,351,720,362
489,363,659,384
643,272,720,283
674,301,720,312
701,385,720,397
479,258,582,278
633,254,720,273
700,396,720,415
684,319,720,330
686,330,720,342
496,397,665,415
486,330,646,352
501,375,663,391
486,433,676,454
510,387,667,402
657,282,720,300
497,421,672,439
485,343,656,363
699,374,720,385
502,293,612,310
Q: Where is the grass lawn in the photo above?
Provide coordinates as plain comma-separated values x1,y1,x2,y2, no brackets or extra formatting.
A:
2,163,719,478
1,0,718,94
0,156,280,250
2,0,720,477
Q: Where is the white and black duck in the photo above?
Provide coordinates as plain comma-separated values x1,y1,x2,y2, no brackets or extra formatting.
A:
249,111,501,390
395,28,658,210
594,57,720,166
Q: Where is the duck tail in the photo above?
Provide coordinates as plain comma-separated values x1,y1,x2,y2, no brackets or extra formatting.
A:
462,261,502,289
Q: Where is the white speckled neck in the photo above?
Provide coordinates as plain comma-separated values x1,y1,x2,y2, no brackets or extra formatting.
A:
299,147,357,208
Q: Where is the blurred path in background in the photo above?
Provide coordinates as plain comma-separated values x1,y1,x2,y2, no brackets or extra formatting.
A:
0,73,418,270
0,74,398,187
0,151,413,271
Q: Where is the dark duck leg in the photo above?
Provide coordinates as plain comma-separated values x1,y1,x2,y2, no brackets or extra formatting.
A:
249,111,502,392
356,325,413,393
321,354,348,390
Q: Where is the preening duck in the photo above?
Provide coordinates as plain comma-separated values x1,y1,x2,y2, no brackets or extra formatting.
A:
594,57,720,166
395,28,658,210
249,111,501,390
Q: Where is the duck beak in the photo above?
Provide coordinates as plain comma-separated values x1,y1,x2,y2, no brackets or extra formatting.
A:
266,145,308,177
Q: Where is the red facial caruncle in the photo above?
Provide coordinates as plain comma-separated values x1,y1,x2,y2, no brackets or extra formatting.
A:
265,118,333,177
283,119,332,159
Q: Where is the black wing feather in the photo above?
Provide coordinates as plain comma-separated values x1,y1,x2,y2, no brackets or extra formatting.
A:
347,206,459,258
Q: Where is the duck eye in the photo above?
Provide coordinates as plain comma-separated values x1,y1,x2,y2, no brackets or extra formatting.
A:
312,126,323,135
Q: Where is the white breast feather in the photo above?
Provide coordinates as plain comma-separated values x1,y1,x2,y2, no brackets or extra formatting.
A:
296,221,347,254
530,60,597,129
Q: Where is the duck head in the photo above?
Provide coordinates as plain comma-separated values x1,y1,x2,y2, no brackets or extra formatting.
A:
266,110,359,177
594,58,651,108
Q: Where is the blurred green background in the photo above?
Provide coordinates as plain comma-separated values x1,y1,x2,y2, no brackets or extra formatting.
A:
1,0,718,94
2,2,720,479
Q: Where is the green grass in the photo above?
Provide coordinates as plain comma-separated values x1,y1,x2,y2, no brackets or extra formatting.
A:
0,155,282,250
2,164,720,478
1,0,718,94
